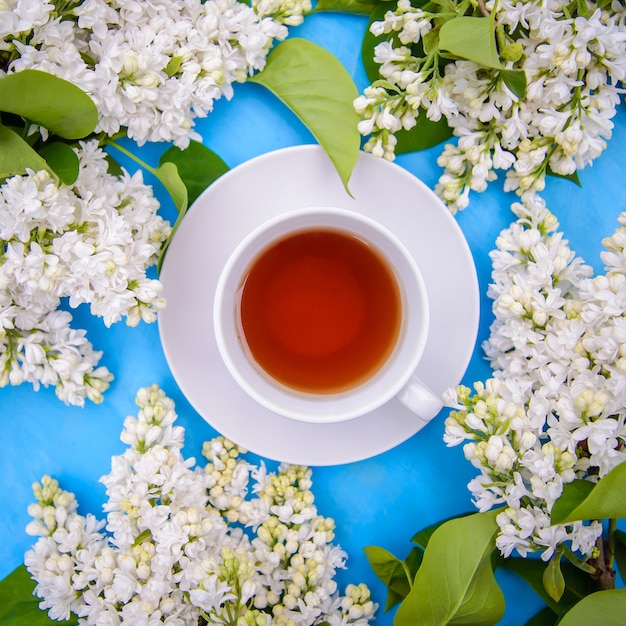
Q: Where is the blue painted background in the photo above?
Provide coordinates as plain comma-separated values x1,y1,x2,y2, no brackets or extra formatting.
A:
1,10,625,625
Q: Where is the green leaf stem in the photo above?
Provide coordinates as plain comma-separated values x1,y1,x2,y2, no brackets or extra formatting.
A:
250,38,360,194
395,510,505,625
551,462,626,524
0,70,97,139
558,589,626,625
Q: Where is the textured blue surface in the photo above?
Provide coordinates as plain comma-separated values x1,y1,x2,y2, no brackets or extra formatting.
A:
1,11,625,625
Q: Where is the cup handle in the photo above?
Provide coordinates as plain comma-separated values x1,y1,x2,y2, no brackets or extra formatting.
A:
398,374,443,424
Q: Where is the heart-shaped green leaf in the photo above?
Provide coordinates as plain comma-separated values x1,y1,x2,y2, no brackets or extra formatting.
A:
361,3,396,84
525,606,559,626
500,68,527,99
0,125,50,179
0,564,78,625
439,16,500,68
551,462,626,524
151,161,189,273
395,510,505,625
395,115,454,154
547,165,582,186
39,142,80,185
411,511,474,549
501,556,600,616
106,140,189,272
0,70,98,139
559,589,626,626
159,140,229,206
364,545,423,611
315,0,377,14
249,38,361,195
153,161,188,216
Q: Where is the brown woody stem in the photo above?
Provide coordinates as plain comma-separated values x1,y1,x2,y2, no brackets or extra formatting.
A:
589,530,616,590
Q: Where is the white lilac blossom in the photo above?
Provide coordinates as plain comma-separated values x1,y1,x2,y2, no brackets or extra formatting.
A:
354,0,626,212
1,0,306,147
25,384,377,625
443,197,626,563
0,140,169,405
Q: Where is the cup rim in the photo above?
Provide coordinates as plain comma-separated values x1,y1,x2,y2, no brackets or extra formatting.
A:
214,206,430,423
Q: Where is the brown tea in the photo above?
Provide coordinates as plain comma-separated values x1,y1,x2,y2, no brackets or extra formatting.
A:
237,227,402,394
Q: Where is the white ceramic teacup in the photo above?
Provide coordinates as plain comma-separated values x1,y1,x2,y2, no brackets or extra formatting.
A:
214,206,443,424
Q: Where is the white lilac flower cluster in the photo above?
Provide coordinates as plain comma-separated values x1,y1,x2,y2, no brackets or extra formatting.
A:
354,0,626,212
0,141,169,405
25,384,377,625
2,0,310,148
443,196,626,562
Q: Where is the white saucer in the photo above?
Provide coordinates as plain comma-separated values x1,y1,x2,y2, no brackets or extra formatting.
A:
158,145,479,466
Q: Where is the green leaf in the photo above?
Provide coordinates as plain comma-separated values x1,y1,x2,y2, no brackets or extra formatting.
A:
500,69,527,99
613,530,626,581
39,142,79,185
361,3,393,83
364,545,424,611
404,545,424,579
394,115,453,154
439,16,500,68
165,56,183,77
576,0,590,18
559,589,626,626
551,463,626,524
364,546,412,611
411,511,474,549
421,25,441,55
132,528,152,547
543,551,565,603
0,565,78,625
249,38,361,195
0,124,50,179
159,140,229,206
315,0,377,14
0,70,97,139
546,165,582,187
106,140,188,272
525,606,559,626
550,480,594,524
105,153,123,176
501,556,599,615
395,510,505,625
153,161,188,215
152,161,189,273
